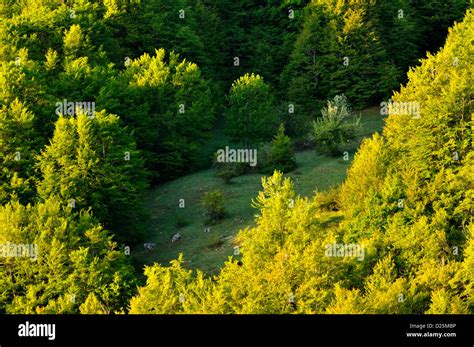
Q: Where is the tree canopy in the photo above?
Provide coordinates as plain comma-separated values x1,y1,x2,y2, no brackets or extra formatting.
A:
0,0,471,315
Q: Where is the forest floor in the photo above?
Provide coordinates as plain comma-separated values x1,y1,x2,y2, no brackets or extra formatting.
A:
133,107,385,275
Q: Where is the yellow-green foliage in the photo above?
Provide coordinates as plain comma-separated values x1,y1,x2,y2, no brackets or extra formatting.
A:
129,11,473,314
131,172,367,313
0,197,135,314
129,255,219,314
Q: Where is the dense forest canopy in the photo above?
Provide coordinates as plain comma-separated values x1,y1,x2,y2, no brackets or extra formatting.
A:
0,0,472,314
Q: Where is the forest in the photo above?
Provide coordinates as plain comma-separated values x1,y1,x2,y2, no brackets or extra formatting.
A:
0,0,472,314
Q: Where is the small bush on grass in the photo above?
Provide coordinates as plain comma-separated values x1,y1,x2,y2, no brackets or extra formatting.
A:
202,190,226,223
311,94,360,156
259,124,297,174
214,159,247,184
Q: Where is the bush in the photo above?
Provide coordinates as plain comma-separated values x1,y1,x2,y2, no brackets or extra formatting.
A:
202,190,226,223
216,163,241,184
259,124,296,174
311,95,360,156
213,154,248,184
224,73,279,142
314,186,341,211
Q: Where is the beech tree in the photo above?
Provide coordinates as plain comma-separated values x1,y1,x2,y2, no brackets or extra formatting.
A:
98,49,214,181
0,197,135,314
0,99,41,204
36,111,148,242
224,73,278,143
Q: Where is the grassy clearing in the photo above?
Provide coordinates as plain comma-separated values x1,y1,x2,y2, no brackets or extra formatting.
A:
134,107,385,274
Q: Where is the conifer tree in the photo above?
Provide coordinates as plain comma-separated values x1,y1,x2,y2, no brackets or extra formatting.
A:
282,1,398,114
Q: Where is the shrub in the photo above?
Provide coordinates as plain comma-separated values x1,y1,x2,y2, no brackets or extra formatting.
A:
311,94,360,156
216,163,244,184
259,124,296,174
213,154,248,184
314,186,341,211
202,190,226,222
